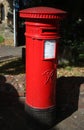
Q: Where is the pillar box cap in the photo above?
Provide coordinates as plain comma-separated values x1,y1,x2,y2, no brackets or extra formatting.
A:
20,6,66,20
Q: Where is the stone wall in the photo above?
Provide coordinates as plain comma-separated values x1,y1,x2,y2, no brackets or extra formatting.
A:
0,0,13,45
0,0,13,25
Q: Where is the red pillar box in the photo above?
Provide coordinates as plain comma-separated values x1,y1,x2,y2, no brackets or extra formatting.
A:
20,7,66,127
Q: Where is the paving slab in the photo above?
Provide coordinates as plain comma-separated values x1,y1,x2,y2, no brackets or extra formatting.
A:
0,46,24,61
51,109,84,130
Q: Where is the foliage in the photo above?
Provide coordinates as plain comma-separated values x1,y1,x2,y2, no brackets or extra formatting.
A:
0,35,4,43
60,17,84,64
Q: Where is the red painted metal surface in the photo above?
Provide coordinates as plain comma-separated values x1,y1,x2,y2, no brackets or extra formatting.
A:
20,6,66,19
26,39,58,108
20,7,66,109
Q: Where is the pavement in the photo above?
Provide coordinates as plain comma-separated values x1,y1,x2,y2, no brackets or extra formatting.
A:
0,45,84,130
0,45,24,61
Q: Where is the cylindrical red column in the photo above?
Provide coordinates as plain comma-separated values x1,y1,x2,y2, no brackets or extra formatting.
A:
20,7,66,127
25,22,59,108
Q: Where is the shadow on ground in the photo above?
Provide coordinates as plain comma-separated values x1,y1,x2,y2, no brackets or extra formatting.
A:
0,58,25,75
56,76,84,123
0,75,84,130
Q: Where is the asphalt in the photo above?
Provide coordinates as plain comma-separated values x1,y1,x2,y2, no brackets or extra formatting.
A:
0,45,84,130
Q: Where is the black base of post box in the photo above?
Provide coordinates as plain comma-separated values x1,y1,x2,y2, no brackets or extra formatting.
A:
25,104,56,129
